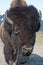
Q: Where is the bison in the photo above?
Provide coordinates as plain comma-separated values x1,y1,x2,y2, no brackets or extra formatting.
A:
0,0,41,65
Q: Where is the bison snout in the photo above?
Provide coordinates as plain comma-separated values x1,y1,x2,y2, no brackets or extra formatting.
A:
22,45,33,56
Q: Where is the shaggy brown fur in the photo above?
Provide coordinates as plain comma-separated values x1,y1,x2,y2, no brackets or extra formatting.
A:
10,0,27,8
0,0,40,65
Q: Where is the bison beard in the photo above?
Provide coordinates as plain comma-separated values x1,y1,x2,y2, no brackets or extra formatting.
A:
0,0,41,65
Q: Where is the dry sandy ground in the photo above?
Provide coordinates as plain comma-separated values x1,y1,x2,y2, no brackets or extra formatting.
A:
0,41,43,65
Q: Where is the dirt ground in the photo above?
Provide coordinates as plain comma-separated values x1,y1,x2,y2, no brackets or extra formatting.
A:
0,40,43,65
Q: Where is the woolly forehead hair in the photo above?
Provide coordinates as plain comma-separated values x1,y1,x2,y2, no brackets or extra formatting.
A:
7,5,39,18
10,0,27,8
7,7,27,18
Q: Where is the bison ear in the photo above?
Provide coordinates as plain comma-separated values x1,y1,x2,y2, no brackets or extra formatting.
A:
32,11,41,32
35,21,40,32
26,6,41,32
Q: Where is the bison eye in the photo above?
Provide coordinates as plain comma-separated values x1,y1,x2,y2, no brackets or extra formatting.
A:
14,30,20,35
14,26,20,35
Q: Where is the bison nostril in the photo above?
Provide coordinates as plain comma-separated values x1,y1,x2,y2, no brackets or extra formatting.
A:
23,51,29,56
23,50,32,56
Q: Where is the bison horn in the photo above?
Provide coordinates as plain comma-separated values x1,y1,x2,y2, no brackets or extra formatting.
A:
6,17,13,25
4,13,13,25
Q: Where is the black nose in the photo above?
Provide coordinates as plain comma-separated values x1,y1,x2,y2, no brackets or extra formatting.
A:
22,46,33,56
23,51,31,56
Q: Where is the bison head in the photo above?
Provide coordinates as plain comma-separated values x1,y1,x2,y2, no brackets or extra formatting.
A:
4,6,40,64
